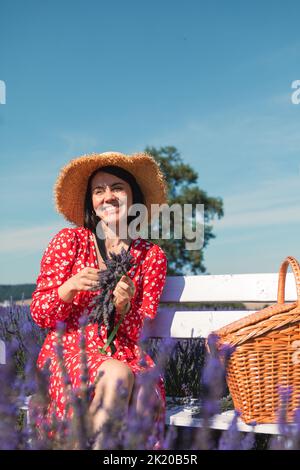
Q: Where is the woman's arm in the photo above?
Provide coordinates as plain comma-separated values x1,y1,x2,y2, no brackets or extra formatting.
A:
30,228,79,328
57,278,77,303
111,243,168,343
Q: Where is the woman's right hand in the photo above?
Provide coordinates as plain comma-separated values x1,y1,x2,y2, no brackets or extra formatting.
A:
68,267,101,292
58,267,101,303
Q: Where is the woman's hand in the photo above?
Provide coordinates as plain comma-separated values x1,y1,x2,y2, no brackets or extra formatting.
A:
68,267,101,292
57,267,101,303
112,275,136,314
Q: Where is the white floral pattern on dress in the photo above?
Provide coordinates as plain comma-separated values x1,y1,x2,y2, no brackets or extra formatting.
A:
30,226,168,448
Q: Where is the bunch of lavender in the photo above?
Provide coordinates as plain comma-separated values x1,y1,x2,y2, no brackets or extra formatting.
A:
88,247,136,355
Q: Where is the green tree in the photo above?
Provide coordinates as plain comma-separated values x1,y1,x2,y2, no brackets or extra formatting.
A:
144,145,224,275
0,284,36,302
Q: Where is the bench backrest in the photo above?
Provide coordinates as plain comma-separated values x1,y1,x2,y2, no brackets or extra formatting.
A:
142,272,297,339
0,272,296,364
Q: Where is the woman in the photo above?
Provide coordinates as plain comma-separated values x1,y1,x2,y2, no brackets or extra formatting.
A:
30,151,168,450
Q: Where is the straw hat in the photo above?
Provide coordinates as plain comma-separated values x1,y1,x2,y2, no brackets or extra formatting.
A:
53,151,168,227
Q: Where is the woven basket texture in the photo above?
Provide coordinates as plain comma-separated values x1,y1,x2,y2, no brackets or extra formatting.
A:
211,256,300,424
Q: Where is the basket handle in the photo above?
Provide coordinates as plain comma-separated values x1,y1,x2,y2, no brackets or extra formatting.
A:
277,256,300,306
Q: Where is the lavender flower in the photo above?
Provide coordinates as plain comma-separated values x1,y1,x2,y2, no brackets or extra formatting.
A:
89,247,136,355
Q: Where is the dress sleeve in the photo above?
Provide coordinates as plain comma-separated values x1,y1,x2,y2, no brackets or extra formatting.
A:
30,228,79,329
140,243,168,320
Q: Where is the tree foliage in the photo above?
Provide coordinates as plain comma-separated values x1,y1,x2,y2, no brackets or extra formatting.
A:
0,284,36,302
144,146,224,275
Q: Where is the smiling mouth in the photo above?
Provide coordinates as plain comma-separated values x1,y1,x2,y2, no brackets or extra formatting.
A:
102,205,120,213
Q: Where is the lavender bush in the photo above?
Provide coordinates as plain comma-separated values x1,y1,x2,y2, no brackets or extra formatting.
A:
0,303,46,377
0,302,300,450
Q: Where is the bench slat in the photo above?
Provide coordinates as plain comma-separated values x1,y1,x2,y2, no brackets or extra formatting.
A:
160,273,296,303
166,404,281,435
143,309,256,338
0,340,5,365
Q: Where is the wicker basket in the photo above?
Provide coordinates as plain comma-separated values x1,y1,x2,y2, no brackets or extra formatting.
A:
210,256,300,424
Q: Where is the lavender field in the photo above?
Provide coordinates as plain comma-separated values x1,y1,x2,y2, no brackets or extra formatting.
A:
0,302,299,450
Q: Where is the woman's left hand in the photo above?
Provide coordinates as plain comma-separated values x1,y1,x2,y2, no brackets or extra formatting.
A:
112,275,136,313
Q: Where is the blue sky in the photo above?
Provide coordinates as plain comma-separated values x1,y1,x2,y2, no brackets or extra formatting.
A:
1,0,300,284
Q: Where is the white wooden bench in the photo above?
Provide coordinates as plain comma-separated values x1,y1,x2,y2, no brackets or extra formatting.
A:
0,271,297,436
142,272,297,435
0,340,5,365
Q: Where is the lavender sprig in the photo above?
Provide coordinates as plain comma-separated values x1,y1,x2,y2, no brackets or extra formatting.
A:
89,246,136,355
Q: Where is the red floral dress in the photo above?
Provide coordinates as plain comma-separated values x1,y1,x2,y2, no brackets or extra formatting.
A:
30,226,168,449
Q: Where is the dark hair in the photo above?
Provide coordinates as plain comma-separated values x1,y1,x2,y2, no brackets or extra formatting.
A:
83,165,145,232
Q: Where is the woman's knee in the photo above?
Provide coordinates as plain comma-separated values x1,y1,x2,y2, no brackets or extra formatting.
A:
129,381,162,420
95,359,135,393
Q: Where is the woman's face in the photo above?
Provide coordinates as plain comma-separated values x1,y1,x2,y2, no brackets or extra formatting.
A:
91,171,133,226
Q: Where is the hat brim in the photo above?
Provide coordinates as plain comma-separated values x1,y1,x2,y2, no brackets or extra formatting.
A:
53,151,168,227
